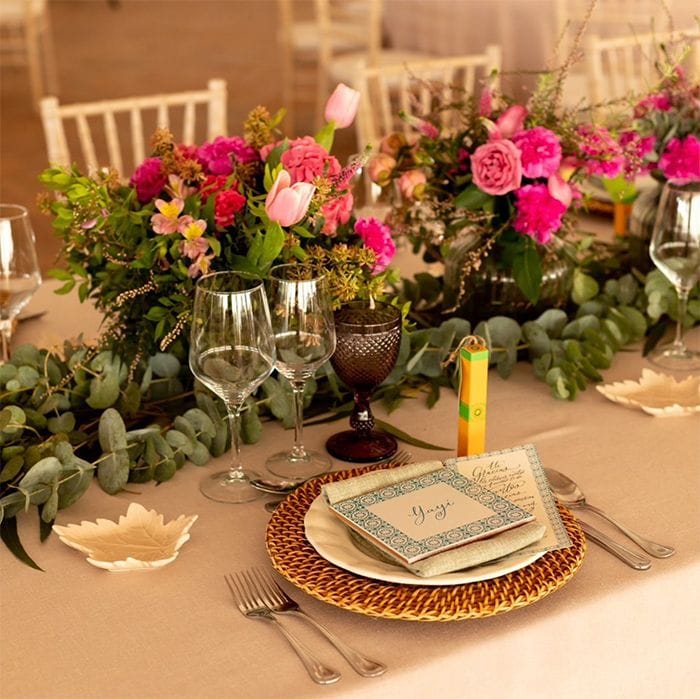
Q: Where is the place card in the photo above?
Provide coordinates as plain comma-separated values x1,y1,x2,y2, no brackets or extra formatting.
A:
328,467,534,565
445,443,572,553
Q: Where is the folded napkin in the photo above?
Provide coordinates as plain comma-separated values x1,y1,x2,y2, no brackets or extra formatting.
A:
321,461,546,578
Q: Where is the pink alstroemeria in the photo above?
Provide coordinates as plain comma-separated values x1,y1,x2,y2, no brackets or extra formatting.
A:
181,236,209,260
165,174,197,200
265,170,315,227
324,83,361,129
180,217,207,241
151,198,185,235
187,253,215,278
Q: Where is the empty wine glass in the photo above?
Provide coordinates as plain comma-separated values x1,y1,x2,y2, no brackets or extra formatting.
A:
266,264,336,482
0,204,42,363
325,301,402,462
648,181,700,370
189,272,275,503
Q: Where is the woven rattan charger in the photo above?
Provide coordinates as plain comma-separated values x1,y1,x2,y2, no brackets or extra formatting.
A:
266,464,586,622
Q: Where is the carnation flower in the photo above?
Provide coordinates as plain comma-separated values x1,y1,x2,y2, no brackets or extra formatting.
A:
130,157,167,203
512,127,562,179
196,136,259,175
214,189,247,227
658,135,700,185
281,135,341,183
513,184,567,244
354,217,396,272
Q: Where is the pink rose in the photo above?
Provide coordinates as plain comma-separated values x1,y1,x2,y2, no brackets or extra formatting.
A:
513,184,567,244
398,169,427,199
324,83,360,128
512,127,562,179
130,157,166,203
265,170,315,227
354,217,396,272
368,152,397,184
658,135,700,185
379,132,408,157
281,135,341,184
321,191,353,236
471,140,522,195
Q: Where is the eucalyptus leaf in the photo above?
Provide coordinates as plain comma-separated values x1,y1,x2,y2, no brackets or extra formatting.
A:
98,408,128,453
149,353,181,379
97,449,129,494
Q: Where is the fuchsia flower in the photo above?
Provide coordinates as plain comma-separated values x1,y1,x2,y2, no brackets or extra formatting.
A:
354,217,396,272
265,170,315,227
634,93,672,118
324,83,360,128
321,191,353,236
576,125,624,178
281,136,341,184
513,184,567,244
151,198,185,235
196,136,259,175
619,131,657,179
658,135,700,185
471,139,522,195
130,157,167,203
512,127,562,179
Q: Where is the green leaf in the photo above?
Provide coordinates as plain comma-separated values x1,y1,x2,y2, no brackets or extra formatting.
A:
97,449,129,494
182,408,216,440
0,517,43,571
99,408,128,452
454,185,492,211
47,412,76,435
314,121,335,151
512,246,542,304
522,321,550,358
258,222,285,270
86,372,120,409
572,269,600,305
149,353,181,378
18,457,62,504
374,419,450,450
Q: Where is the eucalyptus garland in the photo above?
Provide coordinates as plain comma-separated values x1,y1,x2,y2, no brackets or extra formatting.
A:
1,268,697,567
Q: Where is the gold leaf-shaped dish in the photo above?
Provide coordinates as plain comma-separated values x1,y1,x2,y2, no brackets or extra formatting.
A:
52,502,198,572
596,369,700,417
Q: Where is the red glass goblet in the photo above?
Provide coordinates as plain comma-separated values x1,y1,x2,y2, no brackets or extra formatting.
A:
325,301,402,462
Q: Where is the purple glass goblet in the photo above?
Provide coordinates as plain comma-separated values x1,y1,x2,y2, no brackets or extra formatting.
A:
325,301,402,462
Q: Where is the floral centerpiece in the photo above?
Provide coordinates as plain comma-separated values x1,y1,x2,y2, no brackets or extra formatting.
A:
368,75,638,317
39,83,397,365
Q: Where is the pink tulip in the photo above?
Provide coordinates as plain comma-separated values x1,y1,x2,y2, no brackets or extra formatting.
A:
547,173,573,208
493,105,528,139
265,170,315,227
324,83,360,129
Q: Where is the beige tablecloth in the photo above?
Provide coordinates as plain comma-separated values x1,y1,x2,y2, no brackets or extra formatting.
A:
1,277,699,699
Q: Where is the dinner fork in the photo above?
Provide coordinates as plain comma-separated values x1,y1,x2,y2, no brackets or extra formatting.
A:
224,571,341,685
249,567,387,677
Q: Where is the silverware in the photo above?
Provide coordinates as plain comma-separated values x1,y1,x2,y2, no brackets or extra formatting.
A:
224,571,341,685
249,568,386,677
17,310,47,322
578,521,652,570
544,467,675,558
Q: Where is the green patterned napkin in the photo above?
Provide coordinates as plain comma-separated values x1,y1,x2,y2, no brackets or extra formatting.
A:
321,461,546,578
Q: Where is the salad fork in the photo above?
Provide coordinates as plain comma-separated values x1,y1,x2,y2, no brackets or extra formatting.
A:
248,568,386,677
224,571,341,685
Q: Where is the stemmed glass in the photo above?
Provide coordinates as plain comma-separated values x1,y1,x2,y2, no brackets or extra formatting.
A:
266,264,336,482
325,301,402,462
648,181,700,370
189,272,276,503
0,204,42,363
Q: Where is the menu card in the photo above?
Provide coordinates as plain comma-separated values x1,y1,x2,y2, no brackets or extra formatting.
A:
445,443,572,554
328,467,535,565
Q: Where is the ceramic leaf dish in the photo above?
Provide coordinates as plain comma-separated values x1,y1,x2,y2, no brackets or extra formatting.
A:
52,502,198,572
596,369,700,417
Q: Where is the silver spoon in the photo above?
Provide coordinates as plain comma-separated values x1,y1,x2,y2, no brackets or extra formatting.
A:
250,477,304,495
544,468,675,558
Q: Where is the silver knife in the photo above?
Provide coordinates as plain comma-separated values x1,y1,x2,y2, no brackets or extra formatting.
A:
579,520,651,571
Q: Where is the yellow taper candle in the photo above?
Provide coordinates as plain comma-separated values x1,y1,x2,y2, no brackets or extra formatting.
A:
457,341,489,457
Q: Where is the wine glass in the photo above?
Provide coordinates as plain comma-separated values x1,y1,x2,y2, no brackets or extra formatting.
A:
325,301,402,462
266,264,336,482
648,181,700,371
0,204,42,363
189,272,275,503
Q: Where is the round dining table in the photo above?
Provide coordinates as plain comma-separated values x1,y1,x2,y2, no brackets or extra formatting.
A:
1,266,698,698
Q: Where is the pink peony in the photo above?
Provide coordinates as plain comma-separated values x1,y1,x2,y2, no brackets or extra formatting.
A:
512,127,562,179
354,217,396,272
471,139,522,195
281,135,341,184
321,191,353,236
658,135,700,185
214,189,247,227
576,125,624,178
513,184,567,244
196,136,259,176
130,157,166,203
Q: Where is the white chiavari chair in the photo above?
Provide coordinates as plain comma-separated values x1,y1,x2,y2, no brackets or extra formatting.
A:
38,79,228,177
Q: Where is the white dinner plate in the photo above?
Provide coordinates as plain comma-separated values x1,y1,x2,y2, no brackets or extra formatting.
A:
304,494,544,587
